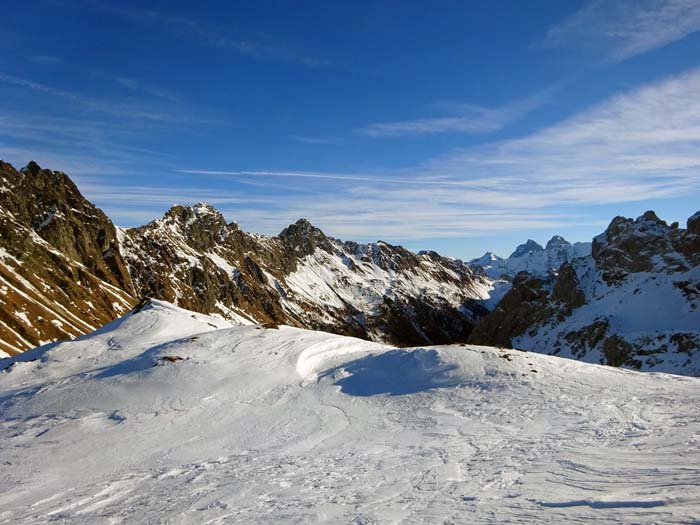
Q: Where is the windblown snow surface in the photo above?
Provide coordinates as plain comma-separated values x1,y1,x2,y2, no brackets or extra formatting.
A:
1,301,699,524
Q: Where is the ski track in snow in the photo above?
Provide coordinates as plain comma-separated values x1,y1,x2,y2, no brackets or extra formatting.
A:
0,301,699,524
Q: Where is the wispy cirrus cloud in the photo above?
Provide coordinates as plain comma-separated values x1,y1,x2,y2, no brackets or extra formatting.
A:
24,53,181,103
0,72,228,126
29,55,62,65
544,0,700,62
108,7,331,68
176,67,700,242
176,169,497,188
288,135,339,145
0,73,80,100
357,87,554,137
93,72,182,103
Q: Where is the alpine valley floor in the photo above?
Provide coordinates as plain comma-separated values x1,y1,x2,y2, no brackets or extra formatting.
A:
0,301,699,524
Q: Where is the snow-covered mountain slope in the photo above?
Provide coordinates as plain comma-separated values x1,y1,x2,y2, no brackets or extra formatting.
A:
1,300,699,523
120,204,492,346
471,212,700,375
469,235,592,280
0,160,491,353
0,161,136,356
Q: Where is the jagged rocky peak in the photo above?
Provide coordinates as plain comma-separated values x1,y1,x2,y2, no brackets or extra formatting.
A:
545,235,571,250
471,251,503,266
0,160,133,292
10,161,90,212
593,210,700,277
21,160,44,175
154,202,229,250
509,239,544,259
163,202,226,227
278,218,333,256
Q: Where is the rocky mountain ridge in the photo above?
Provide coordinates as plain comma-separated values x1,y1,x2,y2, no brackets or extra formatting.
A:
119,201,492,347
0,160,491,355
0,161,135,355
470,211,700,374
2,160,699,375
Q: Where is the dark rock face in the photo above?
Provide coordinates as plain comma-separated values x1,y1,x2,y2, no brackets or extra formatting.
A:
469,272,551,347
551,262,585,312
471,210,700,373
688,212,700,235
603,335,638,368
592,211,700,281
0,161,136,354
562,320,609,359
469,262,587,349
2,161,133,292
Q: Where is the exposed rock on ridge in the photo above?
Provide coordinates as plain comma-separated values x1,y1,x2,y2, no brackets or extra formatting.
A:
0,160,492,353
470,211,700,375
0,161,136,355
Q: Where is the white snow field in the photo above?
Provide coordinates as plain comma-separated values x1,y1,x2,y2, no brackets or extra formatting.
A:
0,301,699,524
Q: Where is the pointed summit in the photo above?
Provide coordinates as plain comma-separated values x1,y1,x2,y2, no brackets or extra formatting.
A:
279,218,318,236
639,210,665,225
469,251,502,267
278,218,332,255
163,203,226,225
192,201,220,217
22,160,42,175
158,203,228,251
509,239,544,259
545,235,571,250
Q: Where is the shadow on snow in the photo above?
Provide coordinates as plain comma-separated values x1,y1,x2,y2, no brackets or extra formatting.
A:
318,348,462,396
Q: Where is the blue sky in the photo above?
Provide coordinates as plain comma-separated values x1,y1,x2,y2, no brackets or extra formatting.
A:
2,0,700,259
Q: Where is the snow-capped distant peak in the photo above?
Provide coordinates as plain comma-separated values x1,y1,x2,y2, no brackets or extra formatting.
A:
509,239,544,259
470,251,503,267
469,236,592,281
545,235,570,250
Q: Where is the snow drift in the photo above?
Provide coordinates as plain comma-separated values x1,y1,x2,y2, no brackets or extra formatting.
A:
1,300,699,523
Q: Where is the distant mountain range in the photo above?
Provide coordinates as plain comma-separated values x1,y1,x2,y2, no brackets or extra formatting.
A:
469,236,591,280
1,160,699,375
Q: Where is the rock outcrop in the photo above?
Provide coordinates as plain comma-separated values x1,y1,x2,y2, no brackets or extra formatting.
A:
470,211,700,375
0,161,136,355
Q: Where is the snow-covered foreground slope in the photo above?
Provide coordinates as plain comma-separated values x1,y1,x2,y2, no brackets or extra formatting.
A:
1,302,699,524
